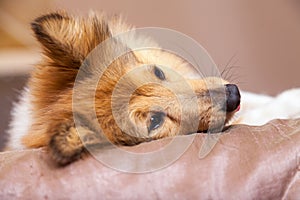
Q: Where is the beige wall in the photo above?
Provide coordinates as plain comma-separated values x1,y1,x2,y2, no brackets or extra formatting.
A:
57,0,300,95
1,0,300,95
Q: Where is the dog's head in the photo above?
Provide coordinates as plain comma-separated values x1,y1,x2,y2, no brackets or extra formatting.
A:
31,11,240,145
104,50,240,144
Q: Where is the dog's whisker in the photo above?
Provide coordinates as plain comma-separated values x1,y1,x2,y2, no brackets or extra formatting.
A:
221,53,240,80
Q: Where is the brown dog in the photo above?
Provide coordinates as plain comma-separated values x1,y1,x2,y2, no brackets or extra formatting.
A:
6,11,240,165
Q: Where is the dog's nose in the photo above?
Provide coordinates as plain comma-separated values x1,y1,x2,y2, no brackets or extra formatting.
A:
225,84,241,112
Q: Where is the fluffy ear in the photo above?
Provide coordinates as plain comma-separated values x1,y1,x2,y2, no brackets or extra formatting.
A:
31,11,112,68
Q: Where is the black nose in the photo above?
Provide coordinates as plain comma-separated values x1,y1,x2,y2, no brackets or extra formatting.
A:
225,84,240,112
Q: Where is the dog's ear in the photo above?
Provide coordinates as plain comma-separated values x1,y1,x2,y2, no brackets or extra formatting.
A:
31,11,111,69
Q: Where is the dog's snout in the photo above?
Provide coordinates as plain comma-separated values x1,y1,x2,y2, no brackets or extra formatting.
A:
225,84,241,112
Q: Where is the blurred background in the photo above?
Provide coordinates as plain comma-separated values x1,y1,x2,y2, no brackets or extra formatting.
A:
1,0,300,148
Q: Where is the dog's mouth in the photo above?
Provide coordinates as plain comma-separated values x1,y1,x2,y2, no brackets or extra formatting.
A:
194,84,241,134
235,104,241,112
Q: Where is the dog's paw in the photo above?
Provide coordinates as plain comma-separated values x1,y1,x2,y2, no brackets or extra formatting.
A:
49,122,84,165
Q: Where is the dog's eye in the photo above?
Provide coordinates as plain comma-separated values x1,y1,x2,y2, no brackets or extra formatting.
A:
148,112,165,132
154,66,165,80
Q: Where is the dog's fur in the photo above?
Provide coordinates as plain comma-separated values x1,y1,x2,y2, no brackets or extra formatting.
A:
6,11,241,165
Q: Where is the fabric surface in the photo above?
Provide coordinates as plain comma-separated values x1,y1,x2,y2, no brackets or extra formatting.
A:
0,119,299,199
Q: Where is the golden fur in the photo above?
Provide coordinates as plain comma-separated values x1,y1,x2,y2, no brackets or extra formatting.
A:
11,11,240,164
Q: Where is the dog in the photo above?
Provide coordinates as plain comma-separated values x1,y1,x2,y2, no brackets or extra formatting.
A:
5,11,241,165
